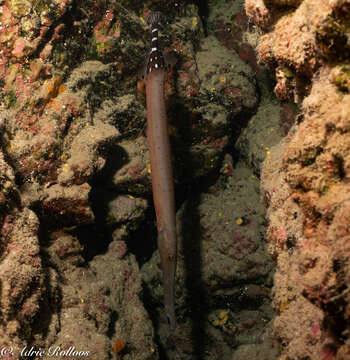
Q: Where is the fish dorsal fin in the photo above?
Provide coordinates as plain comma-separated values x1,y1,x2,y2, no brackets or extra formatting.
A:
137,53,150,80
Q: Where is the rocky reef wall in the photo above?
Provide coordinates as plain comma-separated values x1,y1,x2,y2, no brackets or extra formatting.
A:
0,0,272,358
246,0,350,358
4,0,347,358
0,0,281,358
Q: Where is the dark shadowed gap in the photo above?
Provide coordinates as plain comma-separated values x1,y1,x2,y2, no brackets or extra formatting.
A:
194,0,209,36
128,202,158,265
181,191,208,359
171,97,210,358
81,144,130,261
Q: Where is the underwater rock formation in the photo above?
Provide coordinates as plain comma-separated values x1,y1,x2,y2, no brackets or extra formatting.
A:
0,0,262,357
4,0,344,358
247,0,350,358
0,0,279,358
141,0,282,359
142,157,278,358
0,0,159,358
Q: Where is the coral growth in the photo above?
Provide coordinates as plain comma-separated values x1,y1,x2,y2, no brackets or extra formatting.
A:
248,0,350,358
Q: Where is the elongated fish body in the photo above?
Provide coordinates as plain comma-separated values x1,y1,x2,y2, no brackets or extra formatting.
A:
145,11,177,329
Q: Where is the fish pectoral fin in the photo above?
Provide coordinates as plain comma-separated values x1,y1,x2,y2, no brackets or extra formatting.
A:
137,52,151,80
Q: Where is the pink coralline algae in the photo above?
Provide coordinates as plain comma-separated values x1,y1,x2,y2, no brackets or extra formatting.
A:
245,0,271,30
93,10,121,57
40,183,95,226
0,206,44,354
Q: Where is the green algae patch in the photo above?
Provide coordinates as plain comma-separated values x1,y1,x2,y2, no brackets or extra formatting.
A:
4,90,17,109
330,65,350,93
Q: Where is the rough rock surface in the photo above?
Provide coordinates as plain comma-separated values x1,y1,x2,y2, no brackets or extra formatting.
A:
0,0,312,359
247,0,350,359
141,0,282,359
142,159,278,359
39,229,155,360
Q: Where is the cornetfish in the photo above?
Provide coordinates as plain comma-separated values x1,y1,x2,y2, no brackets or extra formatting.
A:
144,11,177,330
